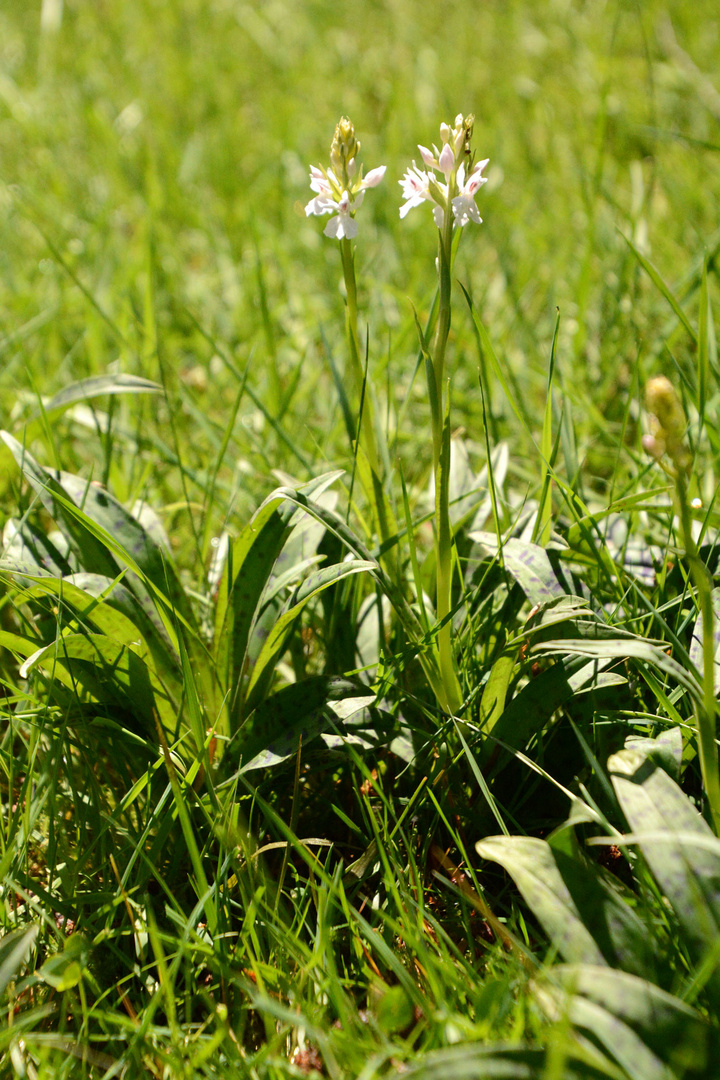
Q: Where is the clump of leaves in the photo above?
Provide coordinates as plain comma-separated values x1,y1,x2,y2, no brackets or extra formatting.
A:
479,730,720,1080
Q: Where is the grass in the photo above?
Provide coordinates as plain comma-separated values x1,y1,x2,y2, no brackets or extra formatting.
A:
1,0,720,1076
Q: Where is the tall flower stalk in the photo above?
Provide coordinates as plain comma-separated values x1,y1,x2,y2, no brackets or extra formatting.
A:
644,375,720,834
400,114,489,715
305,119,392,546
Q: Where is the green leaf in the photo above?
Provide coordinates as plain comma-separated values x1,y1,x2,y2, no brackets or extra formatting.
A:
476,836,655,977
624,727,683,783
622,233,697,343
54,470,194,626
235,676,375,773
484,656,616,769
1,432,118,579
478,652,516,734
39,373,162,416
23,633,175,732
1,518,72,577
1,433,195,634
547,965,719,1080
533,637,703,704
38,934,90,992
269,488,448,704
0,925,39,998
468,534,576,606
609,747,720,1006
243,559,374,710
15,573,156,652
536,311,559,547
392,1043,616,1080
375,985,414,1035
699,255,710,428
214,471,343,729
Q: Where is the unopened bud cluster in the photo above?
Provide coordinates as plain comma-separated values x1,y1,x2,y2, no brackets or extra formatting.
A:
642,376,691,472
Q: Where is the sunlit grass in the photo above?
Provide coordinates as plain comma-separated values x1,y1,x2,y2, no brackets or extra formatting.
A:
0,1,719,1076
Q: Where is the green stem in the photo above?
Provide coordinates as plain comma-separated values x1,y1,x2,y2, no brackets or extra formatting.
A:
428,204,462,715
430,205,454,457
339,238,393,552
677,472,720,834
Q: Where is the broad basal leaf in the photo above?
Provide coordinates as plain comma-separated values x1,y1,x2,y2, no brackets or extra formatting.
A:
234,676,375,774
476,836,655,977
610,746,720,1007
544,965,719,1080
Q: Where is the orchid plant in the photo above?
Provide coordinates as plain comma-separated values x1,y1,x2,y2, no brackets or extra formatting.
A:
400,114,488,715
304,113,489,718
305,119,393,551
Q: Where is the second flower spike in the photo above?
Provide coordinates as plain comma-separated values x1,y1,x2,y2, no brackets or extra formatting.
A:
305,117,386,240
399,113,489,229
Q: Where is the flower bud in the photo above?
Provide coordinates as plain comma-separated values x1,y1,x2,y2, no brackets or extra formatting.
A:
461,114,474,154
330,117,360,188
645,376,685,441
641,432,664,460
644,376,691,472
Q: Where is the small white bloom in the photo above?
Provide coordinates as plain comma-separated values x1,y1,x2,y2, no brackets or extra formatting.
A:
438,143,455,177
308,166,332,196
322,190,360,239
305,161,384,240
399,164,434,218
450,159,489,227
417,143,453,176
418,144,437,169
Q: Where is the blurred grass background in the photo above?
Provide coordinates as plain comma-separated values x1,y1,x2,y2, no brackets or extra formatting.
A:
0,0,718,547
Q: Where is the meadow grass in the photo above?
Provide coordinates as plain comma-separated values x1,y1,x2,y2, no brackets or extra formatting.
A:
1,1,720,1076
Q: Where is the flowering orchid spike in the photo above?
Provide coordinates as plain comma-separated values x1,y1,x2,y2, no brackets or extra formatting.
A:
400,113,487,230
305,117,385,241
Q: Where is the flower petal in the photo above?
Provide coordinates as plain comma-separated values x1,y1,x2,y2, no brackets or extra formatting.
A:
341,216,358,239
399,194,425,218
305,195,336,217
360,166,386,188
323,215,342,238
438,143,455,177
451,194,482,227
418,145,436,168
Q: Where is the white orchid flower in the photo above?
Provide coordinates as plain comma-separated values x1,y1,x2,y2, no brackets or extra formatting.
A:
305,121,385,242
451,159,489,227
400,114,488,231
